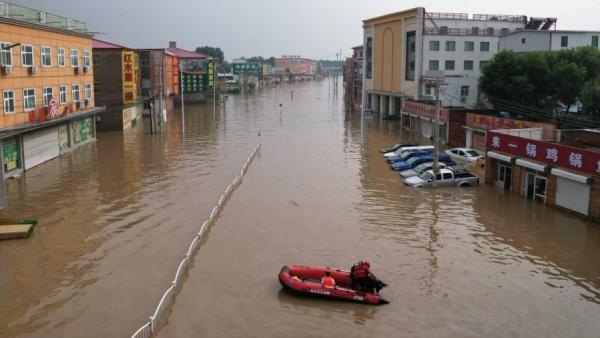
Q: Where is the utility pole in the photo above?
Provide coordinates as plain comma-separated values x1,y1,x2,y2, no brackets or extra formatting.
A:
424,71,445,189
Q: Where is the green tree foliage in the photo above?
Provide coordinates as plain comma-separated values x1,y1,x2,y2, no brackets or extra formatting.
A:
195,46,224,61
479,47,600,125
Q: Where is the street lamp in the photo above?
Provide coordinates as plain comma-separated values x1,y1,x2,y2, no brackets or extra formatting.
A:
423,70,446,189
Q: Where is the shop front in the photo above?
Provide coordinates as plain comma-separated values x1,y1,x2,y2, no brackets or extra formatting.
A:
401,101,449,143
485,131,600,220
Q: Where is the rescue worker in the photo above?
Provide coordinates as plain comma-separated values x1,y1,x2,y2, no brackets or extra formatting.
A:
350,261,384,294
321,271,336,288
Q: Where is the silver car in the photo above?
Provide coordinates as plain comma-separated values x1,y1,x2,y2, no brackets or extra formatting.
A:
399,162,447,179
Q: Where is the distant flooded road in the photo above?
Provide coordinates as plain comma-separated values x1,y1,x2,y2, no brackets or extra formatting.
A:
1,80,600,338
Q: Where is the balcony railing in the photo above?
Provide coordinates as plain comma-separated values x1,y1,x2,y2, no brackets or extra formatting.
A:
426,12,526,23
424,27,514,36
0,2,87,33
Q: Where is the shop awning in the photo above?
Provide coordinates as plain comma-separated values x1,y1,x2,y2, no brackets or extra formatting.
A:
550,168,591,185
515,158,547,172
487,151,513,163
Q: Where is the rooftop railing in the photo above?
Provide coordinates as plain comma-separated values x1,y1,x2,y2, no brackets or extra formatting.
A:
0,1,88,33
426,12,527,23
424,27,515,37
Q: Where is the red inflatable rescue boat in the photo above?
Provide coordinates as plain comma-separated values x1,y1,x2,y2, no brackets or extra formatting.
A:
278,265,389,305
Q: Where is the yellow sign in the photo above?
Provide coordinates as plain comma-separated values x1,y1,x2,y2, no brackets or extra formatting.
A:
122,51,137,104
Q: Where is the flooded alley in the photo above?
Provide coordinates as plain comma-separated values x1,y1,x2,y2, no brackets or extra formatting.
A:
1,80,600,338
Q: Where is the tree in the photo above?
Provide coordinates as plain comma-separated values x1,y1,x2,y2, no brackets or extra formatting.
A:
195,46,224,61
581,81,600,115
548,60,586,123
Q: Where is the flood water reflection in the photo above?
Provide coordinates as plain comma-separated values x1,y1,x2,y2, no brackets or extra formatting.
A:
1,80,599,338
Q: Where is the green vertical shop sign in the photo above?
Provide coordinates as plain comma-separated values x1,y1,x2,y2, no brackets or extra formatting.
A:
3,138,20,173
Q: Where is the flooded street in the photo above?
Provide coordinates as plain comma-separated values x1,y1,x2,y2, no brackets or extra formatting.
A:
1,80,600,337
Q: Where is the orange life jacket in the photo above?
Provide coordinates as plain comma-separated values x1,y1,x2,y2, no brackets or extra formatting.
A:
322,276,336,288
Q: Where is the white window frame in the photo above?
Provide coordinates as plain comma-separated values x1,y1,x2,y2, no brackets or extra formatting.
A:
57,47,65,67
464,60,474,71
84,83,92,100
71,84,80,102
464,41,474,51
460,86,469,97
59,85,67,104
445,60,455,71
480,41,490,52
429,60,439,71
0,41,12,66
37,11,46,24
0,2,7,16
21,44,33,67
446,41,456,52
41,45,51,67
42,86,53,107
23,88,36,112
83,50,90,67
3,89,15,114
70,48,78,67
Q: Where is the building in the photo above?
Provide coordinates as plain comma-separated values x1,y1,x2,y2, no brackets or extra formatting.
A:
362,8,555,112
274,55,314,81
0,2,103,178
92,39,141,131
500,30,600,52
139,48,179,112
344,46,364,111
485,129,600,221
167,41,214,102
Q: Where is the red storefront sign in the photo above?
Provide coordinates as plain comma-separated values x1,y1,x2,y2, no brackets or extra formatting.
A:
402,101,449,122
467,113,556,140
487,131,600,176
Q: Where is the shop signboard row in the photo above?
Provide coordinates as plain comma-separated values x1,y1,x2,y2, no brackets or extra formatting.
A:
467,113,556,140
402,101,449,122
487,131,600,176
232,62,261,76
181,60,214,93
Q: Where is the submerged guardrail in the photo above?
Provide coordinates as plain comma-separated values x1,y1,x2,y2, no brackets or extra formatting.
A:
131,143,261,338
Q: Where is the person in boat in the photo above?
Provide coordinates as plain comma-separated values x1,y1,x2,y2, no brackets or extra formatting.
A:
350,261,384,294
321,271,336,289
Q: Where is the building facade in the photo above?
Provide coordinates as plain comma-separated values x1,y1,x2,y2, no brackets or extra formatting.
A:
92,39,141,131
274,55,315,81
500,30,600,52
485,130,600,221
167,41,214,102
0,2,103,177
139,48,179,114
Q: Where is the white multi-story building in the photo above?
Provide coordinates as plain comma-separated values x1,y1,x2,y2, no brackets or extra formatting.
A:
500,30,600,52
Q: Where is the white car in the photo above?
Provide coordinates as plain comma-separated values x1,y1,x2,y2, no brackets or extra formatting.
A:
445,148,482,164
399,162,447,179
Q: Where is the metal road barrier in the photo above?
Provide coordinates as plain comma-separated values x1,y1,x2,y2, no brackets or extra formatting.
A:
131,143,261,338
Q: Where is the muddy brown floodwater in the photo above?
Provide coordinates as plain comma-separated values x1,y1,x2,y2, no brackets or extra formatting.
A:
1,80,600,338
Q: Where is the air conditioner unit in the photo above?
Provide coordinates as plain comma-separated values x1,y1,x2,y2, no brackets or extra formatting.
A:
1,65,12,74
28,66,38,74
74,67,82,74
83,66,89,73
460,96,467,103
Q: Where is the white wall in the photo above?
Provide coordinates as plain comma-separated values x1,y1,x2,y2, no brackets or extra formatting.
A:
500,31,600,52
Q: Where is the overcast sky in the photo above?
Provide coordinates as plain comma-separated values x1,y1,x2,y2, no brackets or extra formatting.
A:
13,0,600,60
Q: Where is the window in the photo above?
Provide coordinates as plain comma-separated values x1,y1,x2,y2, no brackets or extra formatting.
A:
405,31,416,81
464,60,474,70
429,41,440,51
92,54,101,66
480,60,489,69
37,11,46,23
23,88,35,111
0,2,7,16
480,41,490,52
593,36,599,48
84,83,92,100
425,85,432,96
561,36,568,47
366,37,372,79
59,85,67,104
440,26,448,35
487,27,495,36
471,27,480,35
41,46,51,67
443,173,453,180
461,86,469,97
66,19,74,30
70,49,78,67
500,28,510,35
522,38,526,44
0,42,12,65
464,41,474,51
446,41,456,51
83,50,90,67
445,60,455,71
72,84,80,102
21,44,33,66
42,87,53,107
429,60,439,71
3,90,14,114
58,47,65,67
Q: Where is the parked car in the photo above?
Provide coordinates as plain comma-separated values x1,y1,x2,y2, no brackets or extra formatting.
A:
404,168,480,188
391,155,432,171
445,148,483,164
399,161,453,179
387,150,431,163
383,145,434,158
379,142,418,154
